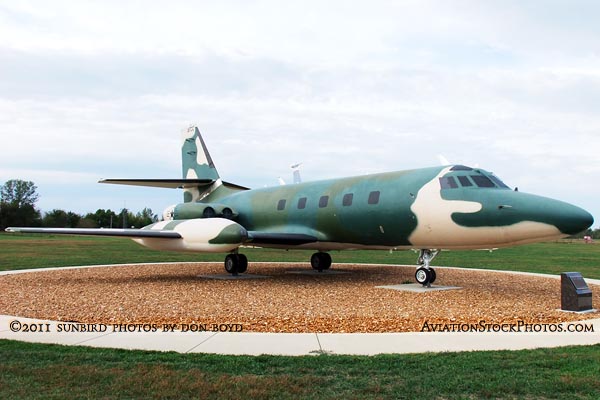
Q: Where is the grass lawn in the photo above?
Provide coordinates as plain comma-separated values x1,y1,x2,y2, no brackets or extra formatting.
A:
1,233,599,279
1,340,599,399
1,233,600,399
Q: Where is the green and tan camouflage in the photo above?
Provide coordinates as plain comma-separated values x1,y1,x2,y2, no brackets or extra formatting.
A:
6,125,593,285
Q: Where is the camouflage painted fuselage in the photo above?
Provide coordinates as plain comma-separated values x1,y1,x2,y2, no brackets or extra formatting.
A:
200,164,592,251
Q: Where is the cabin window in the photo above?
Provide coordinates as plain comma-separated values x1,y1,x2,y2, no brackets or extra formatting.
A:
439,177,458,189
368,191,380,204
343,193,353,206
319,195,329,208
297,197,307,209
457,176,473,187
277,199,286,210
471,175,495,188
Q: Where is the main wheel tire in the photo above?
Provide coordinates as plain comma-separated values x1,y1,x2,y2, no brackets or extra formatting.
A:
310,253,321,270
415,267,431,285
311,252,332,271
429,268,436,284
320,253,332,270
237,254,248,274
224,254,239,274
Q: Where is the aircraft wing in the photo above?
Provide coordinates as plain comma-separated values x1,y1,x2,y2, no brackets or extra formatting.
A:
6,226,319,246
6,227,318,245
5,227,182,239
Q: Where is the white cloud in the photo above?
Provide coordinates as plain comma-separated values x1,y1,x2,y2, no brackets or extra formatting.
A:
0,0,598,224
0,168,98,185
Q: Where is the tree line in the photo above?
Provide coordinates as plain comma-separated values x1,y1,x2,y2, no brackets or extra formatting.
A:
0,179,158,230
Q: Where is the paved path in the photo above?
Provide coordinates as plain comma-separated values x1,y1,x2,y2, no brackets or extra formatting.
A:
1,264,599,356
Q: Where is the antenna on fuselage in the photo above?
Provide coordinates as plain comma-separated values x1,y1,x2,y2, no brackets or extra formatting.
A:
291,163,302,184
278,163,302,185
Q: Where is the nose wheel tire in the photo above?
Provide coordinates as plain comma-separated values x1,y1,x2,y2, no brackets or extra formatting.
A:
415,267,436,286
429,268,436,284
415,249,439,286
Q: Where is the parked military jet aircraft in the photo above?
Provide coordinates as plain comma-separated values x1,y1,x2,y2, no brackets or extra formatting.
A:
7,126,594,286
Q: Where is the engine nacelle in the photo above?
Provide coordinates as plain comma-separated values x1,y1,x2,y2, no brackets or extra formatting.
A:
133,218,247,253
163,202,238,221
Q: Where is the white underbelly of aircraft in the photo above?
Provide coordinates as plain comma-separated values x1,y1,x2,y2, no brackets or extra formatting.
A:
248,222,565,252
407,220,564,249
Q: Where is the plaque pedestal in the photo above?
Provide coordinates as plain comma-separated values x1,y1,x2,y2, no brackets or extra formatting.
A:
561,272,593,312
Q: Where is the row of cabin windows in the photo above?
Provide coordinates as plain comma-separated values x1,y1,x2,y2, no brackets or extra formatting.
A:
277,191,380,211
440,175,509,190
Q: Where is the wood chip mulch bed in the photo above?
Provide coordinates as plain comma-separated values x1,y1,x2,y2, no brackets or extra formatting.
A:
1,263,598,333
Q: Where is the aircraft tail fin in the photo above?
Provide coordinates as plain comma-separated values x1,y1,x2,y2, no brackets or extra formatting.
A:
100,126,249,203
182,126,220,181
181,126,249,203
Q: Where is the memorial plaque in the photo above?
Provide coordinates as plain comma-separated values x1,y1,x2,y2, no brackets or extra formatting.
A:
561,272,593,312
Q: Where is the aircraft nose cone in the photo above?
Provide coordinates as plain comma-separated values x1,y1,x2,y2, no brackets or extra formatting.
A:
552,203,594,235
503,193,594,238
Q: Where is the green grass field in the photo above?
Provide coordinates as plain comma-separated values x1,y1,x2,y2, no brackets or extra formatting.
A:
1,340,599,399
2,233,599,278
1,233,600,399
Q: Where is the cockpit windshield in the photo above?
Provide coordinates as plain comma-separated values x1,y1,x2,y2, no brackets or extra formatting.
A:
488,174,510,189
470,175,495,188
439,167,511,190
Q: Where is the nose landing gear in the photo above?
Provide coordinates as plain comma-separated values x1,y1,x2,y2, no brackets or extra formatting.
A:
415,249,439,287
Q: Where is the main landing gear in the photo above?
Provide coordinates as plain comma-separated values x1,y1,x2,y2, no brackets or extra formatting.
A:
224,253,248,275
415,249,439,287
223,251,333,275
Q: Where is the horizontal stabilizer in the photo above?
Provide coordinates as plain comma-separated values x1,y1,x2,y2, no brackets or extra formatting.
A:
5,227,182,239
99,179,215,189
248,232,318,245
99,179,250,191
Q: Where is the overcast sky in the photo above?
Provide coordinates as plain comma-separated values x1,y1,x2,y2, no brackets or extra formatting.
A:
0,0,598,226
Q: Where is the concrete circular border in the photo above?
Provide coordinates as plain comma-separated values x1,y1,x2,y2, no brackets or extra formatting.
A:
1,263,599,356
